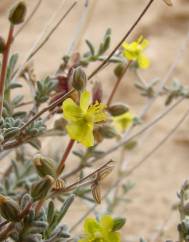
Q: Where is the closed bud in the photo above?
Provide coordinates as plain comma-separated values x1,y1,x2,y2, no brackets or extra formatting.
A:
0,194,20,221
98,125,117,139
92,81,103,104
9,1,27,25
31,175,54,201
72,67,87,91
108,103,129,116
0,37,6,54
114,63,127,78
33,154,57,178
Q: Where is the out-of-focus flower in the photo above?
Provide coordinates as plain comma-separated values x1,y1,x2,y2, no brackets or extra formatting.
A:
62,90,107,147
79,215,121,242
122,36,150,69
113,112,133,132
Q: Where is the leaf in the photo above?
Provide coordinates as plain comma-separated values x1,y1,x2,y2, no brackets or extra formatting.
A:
85,39,95,56
56,195,75,224
47,200,55,224
112,217,126,231
6,53,19,84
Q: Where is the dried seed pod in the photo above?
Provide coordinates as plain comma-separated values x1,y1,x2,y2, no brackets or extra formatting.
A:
31,175,54,201
0,195,20,222
9,1,27,25
33,154,57,178
53,178,65,191
91,181,101,204
72,67,87,91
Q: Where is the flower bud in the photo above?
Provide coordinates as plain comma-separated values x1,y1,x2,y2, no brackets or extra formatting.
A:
9,1,27,25
32,154,57,178
92,81,103,104
31,175,54,201
72,67,87,91
0,37,6,54
0,195,20,221
108,104,129,116
114,63,127,78
98,125,117,139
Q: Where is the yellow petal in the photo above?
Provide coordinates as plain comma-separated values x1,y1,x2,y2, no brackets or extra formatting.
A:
80,90,90,112
62,98,83,122
138,54,150,69
66,121,94,147
140,39,149,49
114,112,133,132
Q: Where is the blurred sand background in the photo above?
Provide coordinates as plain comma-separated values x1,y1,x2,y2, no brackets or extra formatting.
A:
1,0,189,241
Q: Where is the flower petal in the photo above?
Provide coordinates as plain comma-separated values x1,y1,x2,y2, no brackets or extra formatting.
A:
62,98,83,121
80,90,90,112
141,38,149,49
138,54,150,69
88,102,107,123
66,121,94,147
113,112,133,132
84,218,100,235
100,215,113,231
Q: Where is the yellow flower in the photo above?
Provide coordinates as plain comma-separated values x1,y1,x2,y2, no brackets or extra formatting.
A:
79,215,121,242
122,36,150,69
113,112,133,132
62,90,107,147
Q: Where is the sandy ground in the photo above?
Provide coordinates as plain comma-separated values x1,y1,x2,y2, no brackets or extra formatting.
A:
1,0,189,241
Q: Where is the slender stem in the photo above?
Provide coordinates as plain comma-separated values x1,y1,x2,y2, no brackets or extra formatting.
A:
0,24,14,118
88,0,155,80
56,139,75,176
11,0,76,84
14,0,42,38
106,61,131,107
28,1,77,61
63,160,113,192
19,89,75,133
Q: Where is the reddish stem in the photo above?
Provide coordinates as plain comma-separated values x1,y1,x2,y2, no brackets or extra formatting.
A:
106,61,131,107
56,139,75,176
0,24,14,118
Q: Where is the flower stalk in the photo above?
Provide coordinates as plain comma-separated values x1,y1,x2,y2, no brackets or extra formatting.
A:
56,139,75,176
106,61,131,107
0,24,14,118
